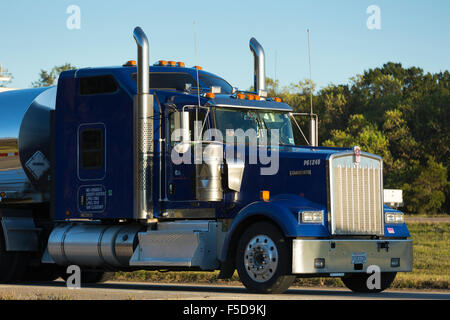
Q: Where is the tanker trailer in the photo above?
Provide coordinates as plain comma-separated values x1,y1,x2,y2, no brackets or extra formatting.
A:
0,87,55,203
0,87,59,281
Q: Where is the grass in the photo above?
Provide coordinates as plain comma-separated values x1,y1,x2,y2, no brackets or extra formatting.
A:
0,139,18,153
0,292,72,300
113,223,450,290
391,223,449,289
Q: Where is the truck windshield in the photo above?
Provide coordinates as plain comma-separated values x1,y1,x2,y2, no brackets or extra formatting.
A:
214,108,295,146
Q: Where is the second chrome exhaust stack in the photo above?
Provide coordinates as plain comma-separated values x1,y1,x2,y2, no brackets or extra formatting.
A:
133,26,154,219
249,37,266,96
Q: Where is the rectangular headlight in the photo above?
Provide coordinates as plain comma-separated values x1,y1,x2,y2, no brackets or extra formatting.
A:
300,211,324,224
385,212,404,224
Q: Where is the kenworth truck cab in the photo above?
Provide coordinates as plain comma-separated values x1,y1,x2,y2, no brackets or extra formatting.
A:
0,27,412,293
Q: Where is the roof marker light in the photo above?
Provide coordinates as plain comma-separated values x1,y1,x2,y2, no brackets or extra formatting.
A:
236,93,245,100
158,60,168,66
168,61,177,66
177,62,185,67
194,66,202,70
205,92,215,99
123,60,137,67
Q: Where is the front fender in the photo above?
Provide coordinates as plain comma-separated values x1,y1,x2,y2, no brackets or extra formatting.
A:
220,194,329,262
383,205,411,238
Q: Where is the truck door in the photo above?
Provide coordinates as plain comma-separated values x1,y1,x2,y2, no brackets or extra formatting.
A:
165,108,208,203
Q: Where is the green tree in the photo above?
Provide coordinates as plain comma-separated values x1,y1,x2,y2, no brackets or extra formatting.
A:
317,62,449,213
323,114,392,167
402,157,448,214
31,63,76,87
0,65,13,87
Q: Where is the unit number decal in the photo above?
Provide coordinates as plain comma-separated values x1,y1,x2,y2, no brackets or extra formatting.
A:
304,159,321,166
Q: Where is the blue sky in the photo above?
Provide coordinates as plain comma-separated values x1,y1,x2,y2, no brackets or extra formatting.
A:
1,0,449,91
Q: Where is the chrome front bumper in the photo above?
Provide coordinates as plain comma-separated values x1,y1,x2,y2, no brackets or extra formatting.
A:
292,239,413,274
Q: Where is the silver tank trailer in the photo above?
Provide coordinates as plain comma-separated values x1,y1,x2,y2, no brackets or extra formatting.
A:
0,87,56,203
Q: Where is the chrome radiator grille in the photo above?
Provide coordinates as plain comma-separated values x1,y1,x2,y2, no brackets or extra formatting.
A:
329,153,384,236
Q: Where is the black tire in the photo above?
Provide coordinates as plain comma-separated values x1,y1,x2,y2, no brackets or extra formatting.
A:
0,224,28,283
235,221,295,294
342,272,397,293
21,264,61,282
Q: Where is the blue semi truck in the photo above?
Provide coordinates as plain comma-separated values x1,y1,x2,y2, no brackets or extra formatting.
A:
0,27,412,293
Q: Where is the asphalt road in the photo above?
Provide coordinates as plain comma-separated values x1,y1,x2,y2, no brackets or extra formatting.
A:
0,281,449,300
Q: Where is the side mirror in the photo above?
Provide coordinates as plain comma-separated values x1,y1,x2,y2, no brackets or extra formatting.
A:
172,111,191,153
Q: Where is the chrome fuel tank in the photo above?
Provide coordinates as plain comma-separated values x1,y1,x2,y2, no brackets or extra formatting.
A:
0,87,56,203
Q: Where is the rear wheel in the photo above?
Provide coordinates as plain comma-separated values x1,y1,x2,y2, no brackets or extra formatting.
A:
0,223,28,283
342,272,397,293
236,221,295,294
21,264,62,282
60,269,114,284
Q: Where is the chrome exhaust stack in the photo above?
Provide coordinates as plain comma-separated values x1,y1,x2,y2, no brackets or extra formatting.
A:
249,38,266,96
133,27,154,219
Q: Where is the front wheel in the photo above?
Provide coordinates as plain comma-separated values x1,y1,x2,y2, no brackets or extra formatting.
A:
342,272,397,293
236,221,295,294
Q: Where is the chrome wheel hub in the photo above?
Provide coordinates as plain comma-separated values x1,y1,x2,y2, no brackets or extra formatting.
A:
244,235,278,283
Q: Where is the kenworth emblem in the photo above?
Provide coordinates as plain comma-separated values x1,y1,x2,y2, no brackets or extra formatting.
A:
353,146,361,164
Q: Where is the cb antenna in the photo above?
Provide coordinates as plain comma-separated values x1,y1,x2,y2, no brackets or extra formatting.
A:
307,29,313,116
307,29,318,146
193,21,201,120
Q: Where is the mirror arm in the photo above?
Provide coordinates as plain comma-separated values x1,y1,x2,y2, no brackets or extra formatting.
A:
290,113,310,146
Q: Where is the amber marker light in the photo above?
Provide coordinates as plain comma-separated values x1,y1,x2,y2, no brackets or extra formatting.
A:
177,62,185,67
194,66,203,70
168,61,177,66
205,92,215,99
159,60,168,66
123,60,136,67
236,93,245,99
246,94,255,100
260,190,270,202
274,97,282,103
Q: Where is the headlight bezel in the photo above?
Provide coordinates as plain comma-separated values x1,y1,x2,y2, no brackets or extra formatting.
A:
384,212,405,224
299,210,324,224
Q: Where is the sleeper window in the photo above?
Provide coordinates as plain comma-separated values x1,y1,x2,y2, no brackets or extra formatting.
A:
81,129,103,170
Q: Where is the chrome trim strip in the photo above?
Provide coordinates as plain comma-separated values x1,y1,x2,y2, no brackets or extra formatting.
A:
161,208,215,219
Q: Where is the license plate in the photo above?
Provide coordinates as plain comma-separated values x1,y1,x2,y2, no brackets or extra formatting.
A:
351,252,367,264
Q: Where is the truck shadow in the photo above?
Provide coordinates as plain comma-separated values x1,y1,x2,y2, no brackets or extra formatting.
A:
15,280,450,300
